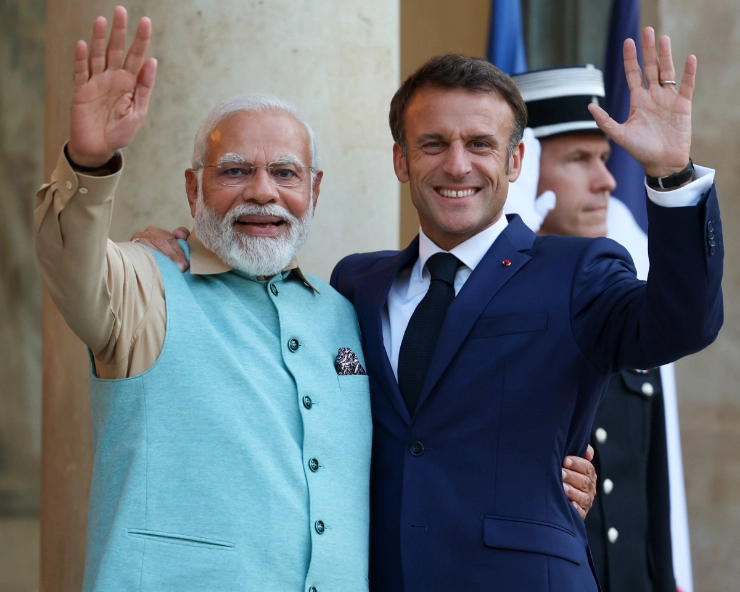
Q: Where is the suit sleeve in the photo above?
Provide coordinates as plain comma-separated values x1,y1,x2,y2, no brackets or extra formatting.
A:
330,254,356,299
571,185,723,374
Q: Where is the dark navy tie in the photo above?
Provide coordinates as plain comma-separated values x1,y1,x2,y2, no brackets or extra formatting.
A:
398,252,461,416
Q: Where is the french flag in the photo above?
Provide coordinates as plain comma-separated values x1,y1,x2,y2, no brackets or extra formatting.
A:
487,0,528,75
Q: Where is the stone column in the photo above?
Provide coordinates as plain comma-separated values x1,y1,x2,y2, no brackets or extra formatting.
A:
41,1,399,589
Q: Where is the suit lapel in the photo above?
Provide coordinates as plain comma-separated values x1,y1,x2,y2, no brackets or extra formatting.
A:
415,216,536,411
355,238,420,424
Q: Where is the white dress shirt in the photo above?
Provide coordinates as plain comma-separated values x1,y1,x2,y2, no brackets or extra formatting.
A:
382,167,715,380
382,215,508,380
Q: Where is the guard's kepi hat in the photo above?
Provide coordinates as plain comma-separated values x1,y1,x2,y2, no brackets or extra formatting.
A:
511,65,605,139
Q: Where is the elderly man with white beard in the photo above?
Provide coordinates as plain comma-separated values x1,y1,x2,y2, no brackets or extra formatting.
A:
34,8,371,592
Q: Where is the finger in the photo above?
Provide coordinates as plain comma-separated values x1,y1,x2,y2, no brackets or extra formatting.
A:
562,483,589,519
679,54,697,102
563,467,596,498
123,16,153,75
172,227,191,240
585,445,594,462
588,103,625,145
642,27,659,86
74,40,90,88
106,6,128,70
564,485,590,514
657,35,676,88
622,38,645,92
564,455,596,481
133,58,157,118
154,237,189,271
89,16,108,76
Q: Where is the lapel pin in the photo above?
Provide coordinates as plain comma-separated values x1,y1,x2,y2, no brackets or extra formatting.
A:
502,259,512,267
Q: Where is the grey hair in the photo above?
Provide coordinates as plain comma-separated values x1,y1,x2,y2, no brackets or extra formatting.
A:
191,93,320,171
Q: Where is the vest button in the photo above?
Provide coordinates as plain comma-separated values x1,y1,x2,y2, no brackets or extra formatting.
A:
302,396,313,409
608,527,619,543
309,458,320,472
595,428,608,444
315,520,325,534
270,284,279,296
603,478,614,495
641,382,654,396
409,441,424,456
288,338,300,352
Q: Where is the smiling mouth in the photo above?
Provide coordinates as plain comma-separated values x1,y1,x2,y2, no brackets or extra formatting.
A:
235,215,286,228
436,188,479,198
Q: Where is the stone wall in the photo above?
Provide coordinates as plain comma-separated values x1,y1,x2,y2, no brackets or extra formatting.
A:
0,0,44,516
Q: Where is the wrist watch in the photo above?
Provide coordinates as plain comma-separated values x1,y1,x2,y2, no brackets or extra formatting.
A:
646,159,694,190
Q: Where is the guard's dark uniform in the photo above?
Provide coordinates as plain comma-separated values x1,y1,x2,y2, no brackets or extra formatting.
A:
586,368,676,592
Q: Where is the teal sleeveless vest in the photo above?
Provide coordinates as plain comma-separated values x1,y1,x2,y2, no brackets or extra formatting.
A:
84,244,372,592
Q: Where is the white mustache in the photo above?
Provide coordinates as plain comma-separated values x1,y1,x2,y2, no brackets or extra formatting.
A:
224,203,299,226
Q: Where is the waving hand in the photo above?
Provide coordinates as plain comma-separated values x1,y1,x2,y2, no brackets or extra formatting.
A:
68,6,157,168
588,27,694,179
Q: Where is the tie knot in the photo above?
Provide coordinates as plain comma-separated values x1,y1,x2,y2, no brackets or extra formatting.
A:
425,252,461,285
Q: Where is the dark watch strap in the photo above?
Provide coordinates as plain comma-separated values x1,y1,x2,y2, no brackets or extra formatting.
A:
646,158,694,190
64,145,119,173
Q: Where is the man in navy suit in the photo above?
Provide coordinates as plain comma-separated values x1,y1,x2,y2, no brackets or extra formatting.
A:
330,29,722,591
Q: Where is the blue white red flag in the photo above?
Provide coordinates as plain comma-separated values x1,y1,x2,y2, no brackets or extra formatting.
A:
603,0,648,231
487,0,528,75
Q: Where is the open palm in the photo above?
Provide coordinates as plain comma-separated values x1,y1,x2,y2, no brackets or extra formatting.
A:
68,7,157,168
589,28,695,179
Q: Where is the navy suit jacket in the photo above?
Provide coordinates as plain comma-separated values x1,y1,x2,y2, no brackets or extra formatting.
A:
330,188,723,592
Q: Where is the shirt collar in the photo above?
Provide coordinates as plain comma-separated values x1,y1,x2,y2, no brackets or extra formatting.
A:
416,214,509,281
187,230,319,293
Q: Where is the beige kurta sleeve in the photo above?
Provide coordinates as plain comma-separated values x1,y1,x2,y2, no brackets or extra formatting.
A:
34,147,165,379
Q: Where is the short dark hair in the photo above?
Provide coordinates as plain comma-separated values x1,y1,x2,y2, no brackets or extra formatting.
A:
389,54,527,160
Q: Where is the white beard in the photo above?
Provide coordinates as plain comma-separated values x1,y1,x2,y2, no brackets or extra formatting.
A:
194,189,314,277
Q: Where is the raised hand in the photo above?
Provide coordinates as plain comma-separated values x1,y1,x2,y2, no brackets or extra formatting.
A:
588,27,695,179
68,6,157,168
